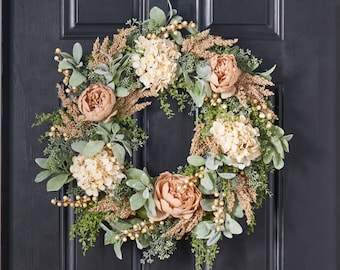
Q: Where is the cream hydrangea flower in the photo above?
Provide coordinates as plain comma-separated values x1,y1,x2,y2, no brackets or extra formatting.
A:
70,149,125,197
131,36,181,92
210,116,261,169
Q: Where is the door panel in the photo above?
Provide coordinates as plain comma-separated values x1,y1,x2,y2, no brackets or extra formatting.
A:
2,0,339,270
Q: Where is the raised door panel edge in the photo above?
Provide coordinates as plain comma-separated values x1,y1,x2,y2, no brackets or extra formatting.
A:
60,0,141,39
199,0,284,40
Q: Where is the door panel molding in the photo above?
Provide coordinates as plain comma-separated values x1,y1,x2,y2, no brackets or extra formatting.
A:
208,0,284,40
60,0,141,39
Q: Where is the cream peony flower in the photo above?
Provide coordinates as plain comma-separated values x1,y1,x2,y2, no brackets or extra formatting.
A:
131,36,181,92
210,116,261,169
70,149,125,197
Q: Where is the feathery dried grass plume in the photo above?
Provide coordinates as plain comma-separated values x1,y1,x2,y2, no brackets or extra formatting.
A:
226,191,236,214
56,84,87,138
181,29,238,59
89,26,137,68
235,73,277,119
162,208,204,240
91,197,135,220
190,123,220,156
115,88,158,116
235,176,257,225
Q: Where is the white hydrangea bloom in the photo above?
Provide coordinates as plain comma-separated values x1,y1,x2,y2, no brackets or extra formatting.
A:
210,116,261,169
131,36,181,92
70,150,125,197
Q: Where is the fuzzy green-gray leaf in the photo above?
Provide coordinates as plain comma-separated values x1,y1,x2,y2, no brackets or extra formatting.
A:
72,42,83,64
126,179,146,191
35,158,49,169
196,65,211,80
58,59,74,70
71,140,88,153
149,6,167,25
207,231,221,246
145,197,156,217
104,230,115,245
218,172,236,179
82,141,105,157
273,152,284,170
200,199,214,212
187,155,206,166
201,172,214,190
34,170,53,183
193,221,211,238
225,214,243,235
258,64,276,80
127,168,144,180
114,242,123,260
112,143,126,164
69,70,86,87
130,192,146,210
46,174,69,191
115,87,129,97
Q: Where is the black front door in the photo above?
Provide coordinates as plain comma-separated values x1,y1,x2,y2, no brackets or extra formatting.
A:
2,0,339,270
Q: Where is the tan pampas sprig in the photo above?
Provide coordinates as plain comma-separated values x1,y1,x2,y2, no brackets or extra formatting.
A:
91,197,135,220
190,123,220,157
235,176,257,225
115,88,158,116
89,26,137,68
181,29,238,59
235,73,277,119
162,208,204,240
55,84,87,138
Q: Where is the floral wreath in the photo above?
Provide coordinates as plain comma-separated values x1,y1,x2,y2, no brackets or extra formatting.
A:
34,3,292,269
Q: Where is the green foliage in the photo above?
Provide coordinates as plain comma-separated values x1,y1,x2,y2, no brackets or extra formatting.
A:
112,115,148,151
140,221,177,264
58,43,87,87
157,85,190,118
260,125,293,170
93,53,132,96
70,208,105,255
32,111,63,128
126,168,156,217
192,214,242,246
190,234,219,270
42,137,74,173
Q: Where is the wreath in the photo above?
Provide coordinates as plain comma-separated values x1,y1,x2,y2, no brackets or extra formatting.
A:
34,2,292,269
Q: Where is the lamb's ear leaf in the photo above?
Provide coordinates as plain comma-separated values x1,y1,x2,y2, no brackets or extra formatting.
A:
35,170,53,183
71,140,88,153
46,174,69,191
149,6,167,26
69,69,86,87
72,42,83,64
82,141,105,158
187,155,206,166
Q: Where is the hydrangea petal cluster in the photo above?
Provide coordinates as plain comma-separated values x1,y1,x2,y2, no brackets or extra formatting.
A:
131,36,181,92
210,116,261,169
70,149,125,197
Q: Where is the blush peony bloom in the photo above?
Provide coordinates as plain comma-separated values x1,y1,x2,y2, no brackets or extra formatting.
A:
151,172,202,221
208,54,241,98
78,83,116,122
